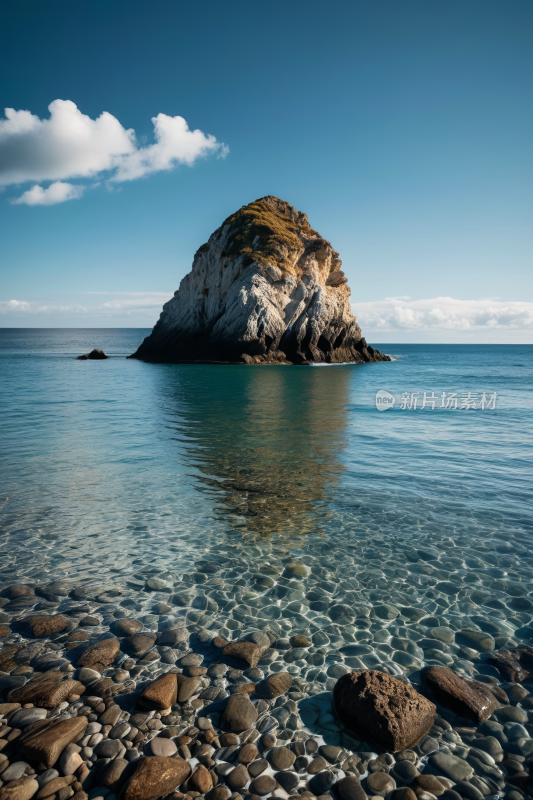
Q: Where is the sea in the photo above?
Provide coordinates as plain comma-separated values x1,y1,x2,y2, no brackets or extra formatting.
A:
1,328,533,691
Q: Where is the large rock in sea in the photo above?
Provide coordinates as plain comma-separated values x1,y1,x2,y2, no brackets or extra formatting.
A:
131,196,390,365
333,670,436,751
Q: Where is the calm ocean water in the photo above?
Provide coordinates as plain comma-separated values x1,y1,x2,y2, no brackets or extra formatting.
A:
1,328,533,682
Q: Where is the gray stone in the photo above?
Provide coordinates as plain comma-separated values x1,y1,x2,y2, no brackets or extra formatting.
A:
9,708,48,727
149,736,178,757
36,770,59,788
1,763,30,782
94,738,125,758
428,753,474,781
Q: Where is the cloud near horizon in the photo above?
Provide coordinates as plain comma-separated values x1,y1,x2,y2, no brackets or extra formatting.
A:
0,100,228,204
2,295,533,340
354,296,533,332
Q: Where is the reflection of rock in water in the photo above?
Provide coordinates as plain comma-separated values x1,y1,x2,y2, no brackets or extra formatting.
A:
161,366,352,536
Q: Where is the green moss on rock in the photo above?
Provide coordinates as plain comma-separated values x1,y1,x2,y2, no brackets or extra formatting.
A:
220,196,314,273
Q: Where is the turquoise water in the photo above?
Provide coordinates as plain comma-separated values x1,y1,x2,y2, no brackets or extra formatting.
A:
1,329,533,672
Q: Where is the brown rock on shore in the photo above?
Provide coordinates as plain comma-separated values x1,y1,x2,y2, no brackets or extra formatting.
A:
17,716,88,768
421,666,498,723
121,756,191,800
333,670,436,751
77,638,120,671
139,673,178,710
222,641,260,668
9,678,85,708
26,615,69,637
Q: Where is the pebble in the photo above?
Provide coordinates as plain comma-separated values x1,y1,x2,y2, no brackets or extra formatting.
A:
2,762,30,782
269,746,296,770
9,708,47,727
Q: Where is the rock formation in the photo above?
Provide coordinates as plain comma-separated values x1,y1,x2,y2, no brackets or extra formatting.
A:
333,669,436,751
131,196,390,365
76,349,107,360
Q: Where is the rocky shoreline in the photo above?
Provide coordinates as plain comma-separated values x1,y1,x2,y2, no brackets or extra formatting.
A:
1,577,533,800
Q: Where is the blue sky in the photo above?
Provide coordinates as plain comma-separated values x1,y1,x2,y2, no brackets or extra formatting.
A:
1,0,532,341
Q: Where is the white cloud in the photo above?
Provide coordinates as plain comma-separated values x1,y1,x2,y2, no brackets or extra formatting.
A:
354,297,533,331
11,181,84,206
0,100,228,202
112,113,225,182
0,299,30,312
0,292,172,318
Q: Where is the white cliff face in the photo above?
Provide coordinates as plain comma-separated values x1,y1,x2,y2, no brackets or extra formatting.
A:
132,196,389,364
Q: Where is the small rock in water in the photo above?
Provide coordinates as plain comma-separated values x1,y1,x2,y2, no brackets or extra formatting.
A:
428,753,474,781
77,349,108,360
221,693,258,732
223,640,261,668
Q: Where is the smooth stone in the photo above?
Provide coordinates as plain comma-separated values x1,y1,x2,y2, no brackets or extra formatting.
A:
94,739,125,758
189,764,213,794
78,668,101,684
26,615,69,637
411,776,446,796
290,636,311,648
494,706,528,724
309,771,336,794
139,673,178,710
335,776,367,800
112,619,143,636
0,777,39,800
226,764,249,791
179,653,203,667
250,775,276,796
77,638,120,671
109,723,131,739
366,773,396,797
2,763,30,782
124,634,157,658
178,676,202,703
456,629,495,652
269,746,296,770
259,672,292,699
392,761,419,784
36,770,59,788
9,679,84,710
428,753,473,781
17,715,88,768
248,759,268,778
391,790,417,800
221,693,258,732
121,756,191,800
9,708,48,727
275,771,299,793
374,604,400,620
149,736,177,757
101,758,130,792
223,641,261,668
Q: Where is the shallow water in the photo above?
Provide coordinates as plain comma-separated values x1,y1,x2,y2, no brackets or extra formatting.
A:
1,330,533,690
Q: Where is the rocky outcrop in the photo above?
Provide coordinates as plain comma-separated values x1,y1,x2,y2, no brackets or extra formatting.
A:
76,349,107,360
333,670,436,751
131,196,390,365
